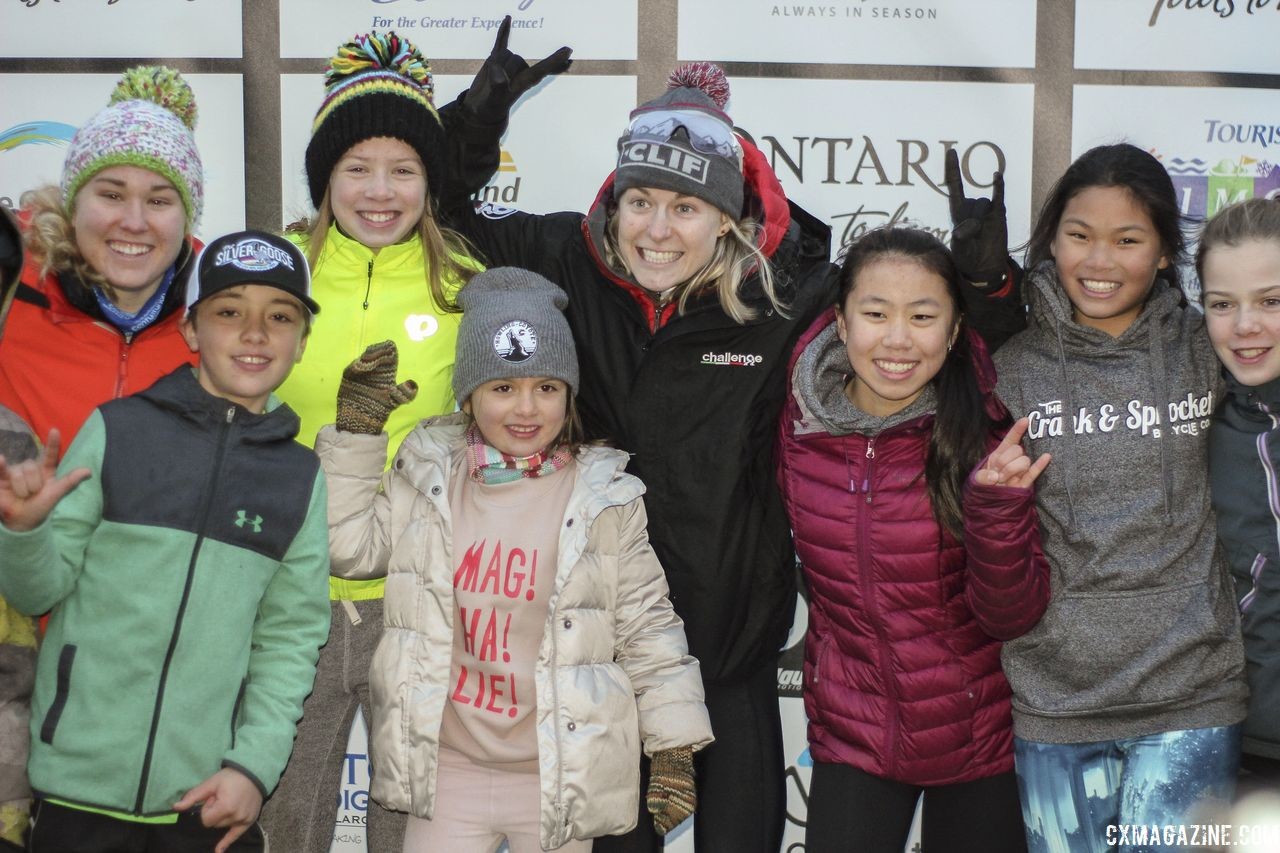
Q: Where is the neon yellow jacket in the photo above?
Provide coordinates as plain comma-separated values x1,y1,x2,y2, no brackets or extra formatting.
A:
277,225,474,599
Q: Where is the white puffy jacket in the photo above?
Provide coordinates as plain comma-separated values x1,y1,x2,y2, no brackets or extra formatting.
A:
316,416,713,849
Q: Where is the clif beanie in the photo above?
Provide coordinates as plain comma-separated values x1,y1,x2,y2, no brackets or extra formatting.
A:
306,31,445,210
614,62,744,218
452,268,578,406
61,66,204,229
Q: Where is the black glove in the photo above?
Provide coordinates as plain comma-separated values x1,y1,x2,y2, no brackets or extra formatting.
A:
463,15,572,126
944,147,1009,286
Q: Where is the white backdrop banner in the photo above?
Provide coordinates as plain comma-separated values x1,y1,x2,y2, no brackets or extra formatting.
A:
1075,0,1280,74
0,1,241,58
280,74,635,227
0,74,247,244
725,78,1035,260
677,0,1035,67
1073,84,1280,297
279,0,636,60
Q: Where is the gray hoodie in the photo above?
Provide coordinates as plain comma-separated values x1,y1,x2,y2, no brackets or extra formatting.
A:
994,263,1246,744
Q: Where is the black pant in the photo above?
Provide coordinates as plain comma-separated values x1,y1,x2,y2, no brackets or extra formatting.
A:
27,800,265,853
805,761,1027,853
595,661,786,853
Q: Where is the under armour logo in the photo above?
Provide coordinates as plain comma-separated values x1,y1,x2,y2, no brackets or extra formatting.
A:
234,510,263,533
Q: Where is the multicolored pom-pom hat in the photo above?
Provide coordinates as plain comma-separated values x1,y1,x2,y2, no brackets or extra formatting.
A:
61,66,204,230
305,31,445,210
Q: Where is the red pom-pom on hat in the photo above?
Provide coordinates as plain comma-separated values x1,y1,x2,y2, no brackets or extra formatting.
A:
666,62,730,109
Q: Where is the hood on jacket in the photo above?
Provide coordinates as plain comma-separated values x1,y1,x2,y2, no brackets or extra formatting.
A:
786,307,1002,439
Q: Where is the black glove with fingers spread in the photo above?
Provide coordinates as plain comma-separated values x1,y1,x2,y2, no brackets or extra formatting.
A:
464,15,572,126
646,746,696,836
336,341,417,435
944,147,1009,286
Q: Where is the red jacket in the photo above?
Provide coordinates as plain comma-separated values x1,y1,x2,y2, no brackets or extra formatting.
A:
0,242,199,455
777,311,1048,786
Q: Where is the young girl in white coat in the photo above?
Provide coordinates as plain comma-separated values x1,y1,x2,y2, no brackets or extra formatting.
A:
315,267,713,852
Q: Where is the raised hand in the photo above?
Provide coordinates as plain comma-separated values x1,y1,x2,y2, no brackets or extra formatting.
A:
944,147,1009,285
0,429,91,532
974,418,1050,489
464,15,573,124
336,341,418,435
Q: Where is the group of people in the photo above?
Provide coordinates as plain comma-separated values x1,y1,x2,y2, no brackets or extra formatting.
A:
0,20,1275,853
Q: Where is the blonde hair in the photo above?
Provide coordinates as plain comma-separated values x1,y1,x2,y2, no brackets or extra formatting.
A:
286,183,476,314
603,206,785,324
22,185,111,297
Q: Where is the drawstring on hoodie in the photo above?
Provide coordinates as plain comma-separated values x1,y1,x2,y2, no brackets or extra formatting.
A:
1051,322,1083,544
1148,317,1175,526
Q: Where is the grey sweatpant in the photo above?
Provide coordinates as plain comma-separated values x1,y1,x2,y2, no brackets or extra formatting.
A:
260,598,406,853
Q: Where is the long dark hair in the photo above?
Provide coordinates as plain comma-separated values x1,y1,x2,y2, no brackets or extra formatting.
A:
1026,143,1185,288
837,227,992,539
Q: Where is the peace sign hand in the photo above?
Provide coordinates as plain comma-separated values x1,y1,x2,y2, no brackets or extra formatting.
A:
465,15,573,125
974,418,1050,490
944,147,1009,285
0,429,91,532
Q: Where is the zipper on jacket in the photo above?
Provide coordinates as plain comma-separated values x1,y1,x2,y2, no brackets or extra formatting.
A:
862,437,876,504
134,405,237,813
363,259,374,310
113,336,132,399
854,450,899,778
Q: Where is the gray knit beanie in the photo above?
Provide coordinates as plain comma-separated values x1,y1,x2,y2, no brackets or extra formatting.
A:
453,267,578,405
614,62,744,217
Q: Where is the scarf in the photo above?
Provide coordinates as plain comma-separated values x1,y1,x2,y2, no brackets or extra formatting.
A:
465,423,573,485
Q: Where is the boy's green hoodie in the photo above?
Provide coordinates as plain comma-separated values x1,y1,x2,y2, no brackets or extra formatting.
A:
0,367,330,816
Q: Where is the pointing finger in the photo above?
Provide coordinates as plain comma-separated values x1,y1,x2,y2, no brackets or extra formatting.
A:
491,15,512,55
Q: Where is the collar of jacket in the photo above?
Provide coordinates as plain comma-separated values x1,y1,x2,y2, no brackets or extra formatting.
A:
1222,368,1280,418
1024,260,1187,351
309,223,425,277
393,412,644,517
43,239,197,327
136,364,302,444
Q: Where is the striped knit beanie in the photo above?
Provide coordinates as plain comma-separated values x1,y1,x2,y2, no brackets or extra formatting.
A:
306,31,445,210
61,66,204,229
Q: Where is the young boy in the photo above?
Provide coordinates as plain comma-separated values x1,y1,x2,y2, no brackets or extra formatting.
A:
0,230,331,853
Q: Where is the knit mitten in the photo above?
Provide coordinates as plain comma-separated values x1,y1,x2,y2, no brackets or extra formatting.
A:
336,341,417,435
646,746,696,836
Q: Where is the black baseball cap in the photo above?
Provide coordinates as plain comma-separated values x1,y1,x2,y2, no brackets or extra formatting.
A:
186,229,320,316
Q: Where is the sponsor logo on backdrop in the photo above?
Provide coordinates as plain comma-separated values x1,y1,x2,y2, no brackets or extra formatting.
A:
1160,150,1280,220
339,751,369,825
368,0,545,35
740,128,1005,249
1148,0,1280,27
769,1,938,19
475,149,523,207
0,121,76,153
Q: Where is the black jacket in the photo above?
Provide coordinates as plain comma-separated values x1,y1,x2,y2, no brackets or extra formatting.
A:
1210,370,1280,759
441,134,836,684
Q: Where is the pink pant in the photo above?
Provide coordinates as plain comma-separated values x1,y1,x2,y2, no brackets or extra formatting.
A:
403,746,594,853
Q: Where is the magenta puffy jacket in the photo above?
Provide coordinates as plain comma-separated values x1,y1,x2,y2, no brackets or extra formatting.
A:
777,311,1048,786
